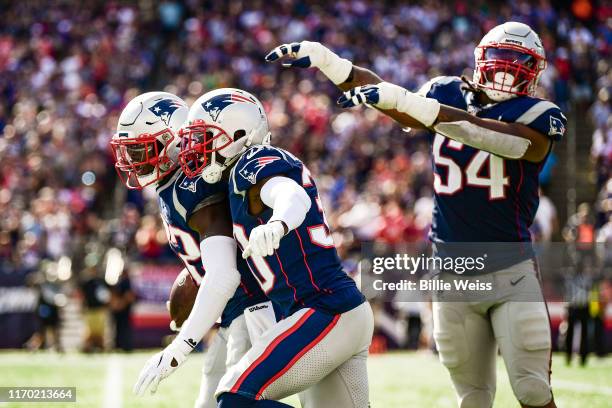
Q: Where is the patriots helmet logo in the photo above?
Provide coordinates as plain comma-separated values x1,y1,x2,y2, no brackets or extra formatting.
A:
239,156,281,185
147,98,184,126
202,93,257,121
549,116,566,137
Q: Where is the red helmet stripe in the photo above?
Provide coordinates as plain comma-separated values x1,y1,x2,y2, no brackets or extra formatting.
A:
231,94,257,104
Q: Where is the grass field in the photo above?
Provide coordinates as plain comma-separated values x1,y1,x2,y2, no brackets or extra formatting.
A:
0,351,611,408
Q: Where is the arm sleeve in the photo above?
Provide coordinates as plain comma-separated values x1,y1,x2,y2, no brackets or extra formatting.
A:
173,236,241,353
432,120,531,159
260,176,312,231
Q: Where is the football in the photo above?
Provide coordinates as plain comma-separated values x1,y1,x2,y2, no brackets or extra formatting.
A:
168,268,199,329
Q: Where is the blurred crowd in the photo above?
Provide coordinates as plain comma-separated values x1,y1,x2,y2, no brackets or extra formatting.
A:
0,1,610,350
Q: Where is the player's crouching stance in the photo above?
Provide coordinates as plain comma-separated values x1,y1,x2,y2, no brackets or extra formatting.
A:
110,92,276,408
178,89,373,408
268,22,564,408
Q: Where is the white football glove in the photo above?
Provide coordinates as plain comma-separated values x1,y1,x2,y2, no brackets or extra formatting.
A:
337,82,405,110
265,41,352,85
133,340,193,396
242,221,286,259
337,82,441,127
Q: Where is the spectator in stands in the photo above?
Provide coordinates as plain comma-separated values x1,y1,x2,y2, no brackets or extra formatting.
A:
590,278,610,358
563,267,592,366
591,117,612,188
80,267,110,353
109,268,135,352
24,267,66,352
533,189,559,241
0,0,610,354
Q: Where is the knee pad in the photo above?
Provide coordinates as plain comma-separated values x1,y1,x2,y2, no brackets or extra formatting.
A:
509,302,551,352
433,305,469,368
459,389,494,408
513,375,552,407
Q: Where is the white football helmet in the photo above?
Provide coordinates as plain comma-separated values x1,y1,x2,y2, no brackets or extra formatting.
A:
473,22,546,102
178,88,270,183
111,92,188,189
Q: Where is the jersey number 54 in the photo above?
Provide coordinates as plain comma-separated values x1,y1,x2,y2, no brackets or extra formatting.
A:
433,134,509,200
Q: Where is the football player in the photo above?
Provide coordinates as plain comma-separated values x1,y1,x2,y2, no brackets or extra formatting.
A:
177,88,373,408
267,22,564,408
110,92,277,408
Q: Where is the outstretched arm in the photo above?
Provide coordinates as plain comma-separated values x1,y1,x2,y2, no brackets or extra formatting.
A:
265,41,441,132
337,83,552,162
266,41,553,162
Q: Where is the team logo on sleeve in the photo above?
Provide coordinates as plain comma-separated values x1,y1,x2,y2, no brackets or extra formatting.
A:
159,199,171,223
179,176,199,193
147,98,184,126
202,93,257,121
549,116,566,137
238,156,281,184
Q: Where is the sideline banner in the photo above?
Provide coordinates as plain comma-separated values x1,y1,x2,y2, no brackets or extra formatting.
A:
0,268,38,348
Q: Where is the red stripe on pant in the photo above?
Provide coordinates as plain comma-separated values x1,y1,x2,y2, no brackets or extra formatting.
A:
230,309,315,393
255,313,341,399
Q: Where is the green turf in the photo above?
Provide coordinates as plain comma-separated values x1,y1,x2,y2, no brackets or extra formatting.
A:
0,351,610,407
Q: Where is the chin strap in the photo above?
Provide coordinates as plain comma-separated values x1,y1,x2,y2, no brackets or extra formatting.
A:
201,161,224,183
163,136,181,165
201,123,271,184
460,75,480,93
201,148,246,184
244,120,270,148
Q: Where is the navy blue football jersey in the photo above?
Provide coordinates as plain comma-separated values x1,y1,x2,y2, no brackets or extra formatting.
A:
420,76,567,244
156,169,267,327
228,145,365,315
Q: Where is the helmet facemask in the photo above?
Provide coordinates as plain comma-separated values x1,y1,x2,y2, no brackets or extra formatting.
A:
110,129,177,189
178,120,236,183
178,119,270,183
474,43,545,102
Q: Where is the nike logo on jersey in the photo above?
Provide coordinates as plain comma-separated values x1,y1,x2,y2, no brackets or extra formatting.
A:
238,156,281,184
510,275,526,286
